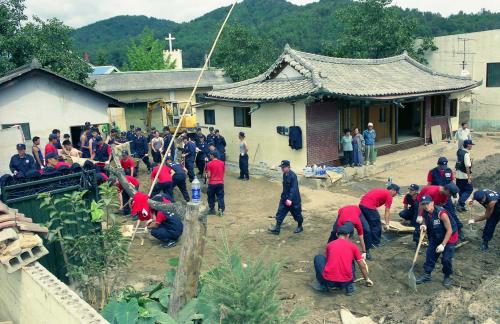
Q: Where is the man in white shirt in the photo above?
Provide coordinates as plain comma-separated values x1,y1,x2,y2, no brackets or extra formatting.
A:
455,122,471,150
455,140,473,213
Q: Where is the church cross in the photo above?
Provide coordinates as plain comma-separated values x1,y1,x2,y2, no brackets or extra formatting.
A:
165,33,176,52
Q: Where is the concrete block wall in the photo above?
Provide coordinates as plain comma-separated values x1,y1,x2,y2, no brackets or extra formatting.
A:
0,262,107,324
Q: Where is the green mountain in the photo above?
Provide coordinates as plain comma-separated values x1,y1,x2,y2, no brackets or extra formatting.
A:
72,0,500,68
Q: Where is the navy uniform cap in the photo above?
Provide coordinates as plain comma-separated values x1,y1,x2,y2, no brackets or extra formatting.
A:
420,195,433,204
46,152,58,159
437,157,448,165
338,221,354,234
16,143,26,150
279,160,290,168
473,190,486,201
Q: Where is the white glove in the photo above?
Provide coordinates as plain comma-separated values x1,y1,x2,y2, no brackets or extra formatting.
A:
365,278,374,287
416,216,423,224
145,219,153,226
420,224,427,232
468,219,475,225
436,244,445,253
361,253,366,260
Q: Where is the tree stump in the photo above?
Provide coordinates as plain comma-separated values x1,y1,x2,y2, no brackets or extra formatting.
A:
168,202,207,317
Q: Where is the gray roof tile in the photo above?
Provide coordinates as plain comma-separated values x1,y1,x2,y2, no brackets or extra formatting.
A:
205,45,481,102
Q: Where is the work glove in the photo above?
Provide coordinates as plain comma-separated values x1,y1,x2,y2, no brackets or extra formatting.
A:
468,219,475,225
361,253,366,260
416,216,423,224
420,224,427,232
383,224,390,231
285,199,292,207
436,244,445,253
365,278,374,287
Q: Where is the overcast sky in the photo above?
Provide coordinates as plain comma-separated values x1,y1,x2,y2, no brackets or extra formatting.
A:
24,0,500,28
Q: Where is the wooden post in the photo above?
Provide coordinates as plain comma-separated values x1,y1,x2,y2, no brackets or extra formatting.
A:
168,201,207,317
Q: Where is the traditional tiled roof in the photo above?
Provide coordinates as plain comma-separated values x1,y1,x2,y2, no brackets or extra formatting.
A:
204,45,481,102
90,68,232,93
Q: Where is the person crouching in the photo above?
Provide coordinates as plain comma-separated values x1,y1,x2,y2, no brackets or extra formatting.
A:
313,222,373,295
147,194,184,248
416,195,458,288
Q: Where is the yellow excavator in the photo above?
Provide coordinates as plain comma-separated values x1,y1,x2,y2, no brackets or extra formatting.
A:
145,99,197,133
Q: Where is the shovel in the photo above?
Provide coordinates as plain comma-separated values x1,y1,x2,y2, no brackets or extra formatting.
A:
408,227,425,292
468,205,477,233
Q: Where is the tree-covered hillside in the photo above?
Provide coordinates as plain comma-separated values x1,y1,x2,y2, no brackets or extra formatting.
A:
71,0,500,68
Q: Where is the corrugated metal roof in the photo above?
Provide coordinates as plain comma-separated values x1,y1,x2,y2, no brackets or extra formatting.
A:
205,45,481,102
90,68,232,93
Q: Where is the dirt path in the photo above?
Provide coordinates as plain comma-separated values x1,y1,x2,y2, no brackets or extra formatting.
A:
124,135,500,323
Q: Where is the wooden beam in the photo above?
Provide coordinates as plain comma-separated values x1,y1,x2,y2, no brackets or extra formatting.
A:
168,202,207,317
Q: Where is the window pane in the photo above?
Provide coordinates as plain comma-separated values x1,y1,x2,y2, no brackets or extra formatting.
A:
204,110,215,125
486,63,500,87
2,123,31,140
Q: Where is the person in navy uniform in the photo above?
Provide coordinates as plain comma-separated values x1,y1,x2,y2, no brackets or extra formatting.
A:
195,136,209,177
181,136,197,182
416,195,458,288
194,128,206,145
399,184,419,222
52,129,62,149
92,136,112,173
166,156,190,202
206,127,216,146
133,128,151,173
469,189,500,251
427,157,454,186
147,194,184,248
9,144,36,176
268,160,304,235
162,126,175,160
214,129,227,162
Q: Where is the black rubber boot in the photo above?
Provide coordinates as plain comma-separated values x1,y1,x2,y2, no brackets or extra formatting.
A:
293,225,304,234
416,272,432,284
480,241,489,251
268,224,281,235
443,276,452,288
365,251,373,261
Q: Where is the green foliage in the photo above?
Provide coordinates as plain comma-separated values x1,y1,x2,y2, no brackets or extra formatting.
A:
328,0,436,63
123,28,175,71
197,237,306,324
0,0,92,84
38,183,129,309
102,299,140,324
72,1,500,69
212,23,278,81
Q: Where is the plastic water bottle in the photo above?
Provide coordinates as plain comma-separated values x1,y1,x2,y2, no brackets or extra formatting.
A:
191,177,201,203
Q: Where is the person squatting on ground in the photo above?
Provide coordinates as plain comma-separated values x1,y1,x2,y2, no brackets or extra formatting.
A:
268,160,303,235
328,205,372,260
146,194,183,248
399,184,419,228
206,151,225,216
363,122,376,165
469,189,500,251
427,157,454,186
416,195,458,288
238,132,249,180
151,163,174,201
182,135,197,182
455,139,474,212
166,156,190,202
358,184,400,248
416,183,464,242
313,222,373,295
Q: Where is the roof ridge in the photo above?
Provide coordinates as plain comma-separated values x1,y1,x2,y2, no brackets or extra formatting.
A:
114,68,224,74
284,46,323,88
292,49,407,65
401,53,474,81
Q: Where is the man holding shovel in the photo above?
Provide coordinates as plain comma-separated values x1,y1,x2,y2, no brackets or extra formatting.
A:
468,189,500,251
416,195,458,288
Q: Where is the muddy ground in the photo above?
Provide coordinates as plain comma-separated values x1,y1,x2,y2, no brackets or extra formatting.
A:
120,134,500,323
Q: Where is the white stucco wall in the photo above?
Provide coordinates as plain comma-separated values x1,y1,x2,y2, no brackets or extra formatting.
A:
197,100,308,168
426,29,500,131
0,73,112,149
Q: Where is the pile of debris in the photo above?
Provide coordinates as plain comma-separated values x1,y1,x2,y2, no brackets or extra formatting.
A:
0,202,48,273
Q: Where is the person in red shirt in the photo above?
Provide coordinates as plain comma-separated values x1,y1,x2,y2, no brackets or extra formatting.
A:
146,194,184,248
359,184,400,248
116,175,140,215
44,133,59,159
427,157,455,186
45,152,71,169
416,195,458,288
416,183,463,242
151,163,174,201
313,222,373,295
327,205,371,260
120,150,136,177
206,151,225,215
